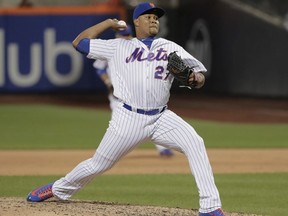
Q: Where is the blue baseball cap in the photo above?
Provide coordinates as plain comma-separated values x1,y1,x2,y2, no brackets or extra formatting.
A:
115,24,133,36
133,2,165,20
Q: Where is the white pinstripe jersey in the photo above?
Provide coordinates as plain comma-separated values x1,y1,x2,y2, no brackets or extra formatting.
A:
87,37,207,109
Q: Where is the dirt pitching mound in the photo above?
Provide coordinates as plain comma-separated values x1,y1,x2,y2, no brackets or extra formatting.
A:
0,197,259,216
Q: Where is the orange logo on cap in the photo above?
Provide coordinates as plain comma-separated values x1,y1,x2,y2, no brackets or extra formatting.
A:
149,3,155,7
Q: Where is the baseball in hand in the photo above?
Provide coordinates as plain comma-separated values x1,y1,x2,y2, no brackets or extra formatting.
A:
117,20,127,30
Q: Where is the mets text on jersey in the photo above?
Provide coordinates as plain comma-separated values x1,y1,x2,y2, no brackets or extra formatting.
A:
126,48,168,63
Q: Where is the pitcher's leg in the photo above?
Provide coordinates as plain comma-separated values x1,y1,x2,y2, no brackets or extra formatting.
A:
152,110,221,212
53,106,148,200
52,150,116,200
184,133,221,212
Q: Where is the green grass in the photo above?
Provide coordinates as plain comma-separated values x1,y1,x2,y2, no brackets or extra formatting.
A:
1,173,288,216
194,121,288,148
0,104,109,149
0,104,288,149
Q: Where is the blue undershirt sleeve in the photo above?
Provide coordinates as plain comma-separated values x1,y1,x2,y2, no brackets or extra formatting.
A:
76,38,90,55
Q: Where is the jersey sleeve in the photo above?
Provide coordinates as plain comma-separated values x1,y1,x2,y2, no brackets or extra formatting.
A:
182,49,207,73
171,43,207,73
87,39,118,61
166,41,207,73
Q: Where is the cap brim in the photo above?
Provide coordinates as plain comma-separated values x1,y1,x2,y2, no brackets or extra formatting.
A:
140,7,165,18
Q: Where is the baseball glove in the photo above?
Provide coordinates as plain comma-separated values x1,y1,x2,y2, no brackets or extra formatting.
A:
166,51,197,89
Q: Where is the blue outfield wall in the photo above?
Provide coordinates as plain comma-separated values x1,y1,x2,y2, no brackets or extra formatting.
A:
0,9,120,93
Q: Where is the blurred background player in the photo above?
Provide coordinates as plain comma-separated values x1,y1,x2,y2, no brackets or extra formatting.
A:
18,0,33,7
93,24,173,157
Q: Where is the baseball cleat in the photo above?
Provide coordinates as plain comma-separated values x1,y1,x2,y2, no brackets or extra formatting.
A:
199,208,225,216
26,182,54,202
159,149,174,157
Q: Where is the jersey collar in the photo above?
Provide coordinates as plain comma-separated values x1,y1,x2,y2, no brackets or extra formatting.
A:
138,36,155,49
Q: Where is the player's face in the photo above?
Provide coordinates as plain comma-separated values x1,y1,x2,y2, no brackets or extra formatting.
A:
134,13,159,38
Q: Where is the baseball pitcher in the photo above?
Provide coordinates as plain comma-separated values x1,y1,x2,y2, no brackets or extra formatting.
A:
27,2,224,216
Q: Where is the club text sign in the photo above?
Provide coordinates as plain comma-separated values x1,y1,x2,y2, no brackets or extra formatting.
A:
0,11,117,92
